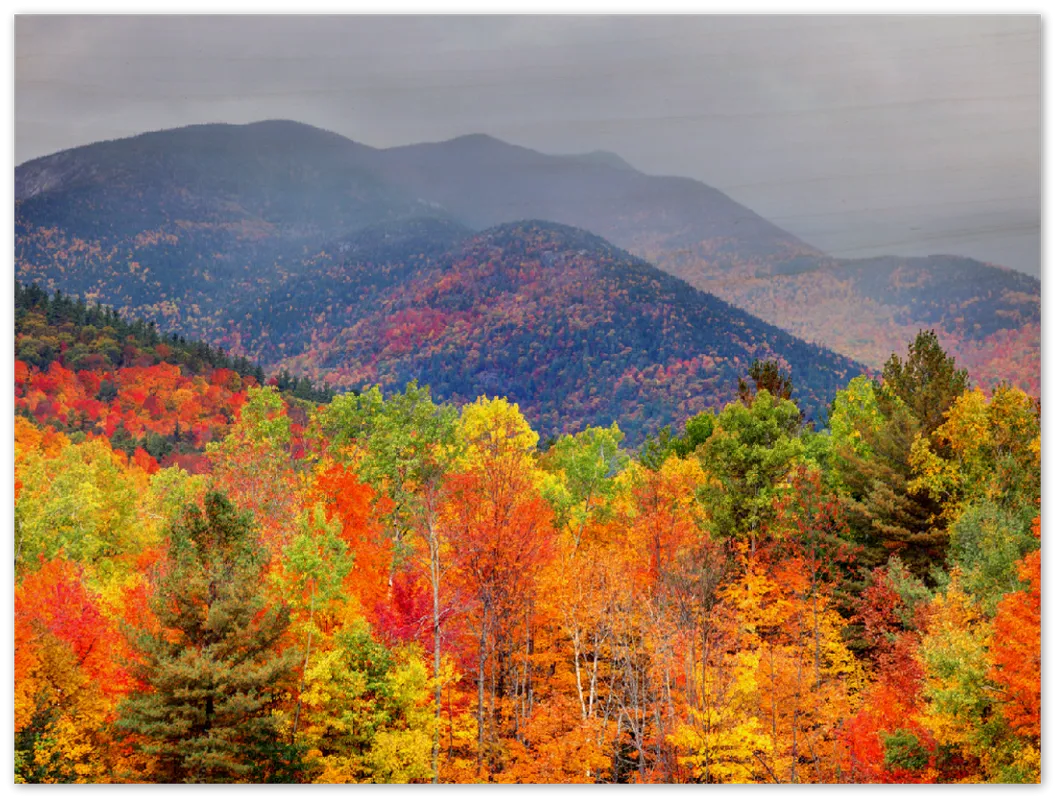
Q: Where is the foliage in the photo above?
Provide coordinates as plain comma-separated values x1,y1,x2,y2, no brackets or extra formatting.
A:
879,329,968,437
737,359,795,405
988,531,1040,749
117,492,298,782
909,384,1040,523
696,389,804,544
831,332,973,580
13,123,1040,785
13,312,1041,785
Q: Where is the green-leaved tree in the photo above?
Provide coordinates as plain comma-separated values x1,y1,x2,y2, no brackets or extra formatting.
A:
118,491,298,783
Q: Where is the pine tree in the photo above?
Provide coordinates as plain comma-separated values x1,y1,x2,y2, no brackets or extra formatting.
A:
836,398,946,577
117,491,298,783
834,332,967,580
737,359,795,406
880,329,968,437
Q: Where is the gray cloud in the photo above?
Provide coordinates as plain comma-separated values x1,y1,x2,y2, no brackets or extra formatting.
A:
15,15,1041,275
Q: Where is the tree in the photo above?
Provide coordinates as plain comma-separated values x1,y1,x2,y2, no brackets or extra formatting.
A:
828,376,885,480
447,396,554,776
15,557,129,783
909,385,1040,525
942,501,1039,616
638,410,715,470
277,504,354,755
15,426,154,587
987,521,1040,780
542,423,628,552
832,334,970,582
841,560,933,783
207,385,300,553
318,381,459,783
880,330,968,438
638,425,680,471
738,360,795,406
914,576,989,781
677,411,717,458
117,491,298,783
697,390,804,548
832,400,949,582
295,625,435,784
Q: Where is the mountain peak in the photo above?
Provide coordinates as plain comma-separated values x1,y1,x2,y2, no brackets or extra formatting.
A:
478,219,619,256
440,132,511,148
564,150,637,172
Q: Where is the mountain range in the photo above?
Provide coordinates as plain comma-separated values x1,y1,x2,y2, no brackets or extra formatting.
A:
15,119,1039,438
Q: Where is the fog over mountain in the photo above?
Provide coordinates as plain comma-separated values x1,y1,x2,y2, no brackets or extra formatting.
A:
15,15,1041,275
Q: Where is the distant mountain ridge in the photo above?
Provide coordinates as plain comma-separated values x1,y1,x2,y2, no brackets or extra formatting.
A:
15,119,1039,398
14,119,811,265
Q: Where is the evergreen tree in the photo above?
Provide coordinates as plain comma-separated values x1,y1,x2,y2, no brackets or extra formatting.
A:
836,397,946,577
833,332,967,580
737,359,795,405
117,491,298,783
880,329,968,437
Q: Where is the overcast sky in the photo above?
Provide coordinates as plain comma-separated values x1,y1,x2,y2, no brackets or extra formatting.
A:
15,15,1042,275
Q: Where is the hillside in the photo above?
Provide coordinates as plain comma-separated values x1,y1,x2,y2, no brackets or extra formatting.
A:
639,246,1041,395
223,216,474,364
259,221,863,442
14,282,327,472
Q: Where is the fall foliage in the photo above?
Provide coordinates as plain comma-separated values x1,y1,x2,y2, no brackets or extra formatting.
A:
12,292,1041,784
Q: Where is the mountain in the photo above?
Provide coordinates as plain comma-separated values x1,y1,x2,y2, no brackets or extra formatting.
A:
368,133,811,257
638,247,1041,397
368,134,1039,394
243,220,862,442
14,121,430,340
15,120,1038,396
13,119,812,334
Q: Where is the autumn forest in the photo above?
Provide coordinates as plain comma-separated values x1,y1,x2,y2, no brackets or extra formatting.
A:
10,107,1042,786
13,283,1040,784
